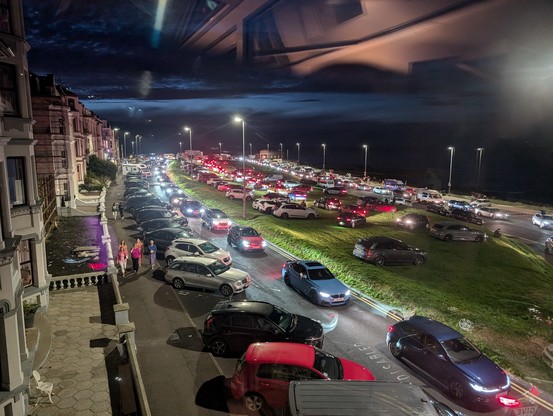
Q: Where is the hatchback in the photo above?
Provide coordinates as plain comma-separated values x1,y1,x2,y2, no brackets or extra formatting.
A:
179,200,204,217
227,225,267,252
323,186,348,196
230,342,375,413
143,228,194,253
395,214,430,230
273,203,317,220
201,300,323,356
353,236,426,266
430,223,487,242
313,197,341,210
163,256,250,295
336,212,366,228
282,260,350,306
387,316,510,407
165,238,232,265
202,208,232,231
532,211,553,229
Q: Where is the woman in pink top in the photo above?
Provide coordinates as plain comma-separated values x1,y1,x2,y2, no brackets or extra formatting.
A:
130,243,142,273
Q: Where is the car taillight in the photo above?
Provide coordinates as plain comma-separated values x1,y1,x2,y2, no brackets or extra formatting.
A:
388,325,395,333
204,316,215,331
498,396,520,407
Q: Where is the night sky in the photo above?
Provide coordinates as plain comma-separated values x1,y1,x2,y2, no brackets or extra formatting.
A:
22,0,553,202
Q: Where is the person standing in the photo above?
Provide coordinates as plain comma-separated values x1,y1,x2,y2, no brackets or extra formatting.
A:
130,243,142,273
117,245,128,277
111,202,118,220
148,240,157,270
118,240,128,273
119,201,125,219
136,238,144,266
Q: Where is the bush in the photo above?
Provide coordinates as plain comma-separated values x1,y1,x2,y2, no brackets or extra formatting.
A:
88,155,117,181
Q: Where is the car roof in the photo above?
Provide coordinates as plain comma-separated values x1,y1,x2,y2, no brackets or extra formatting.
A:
360,236,399,244
405,316,463,341
173,256,218,265
211,300,274,316
296,260,327,270
245,342,315,367
171,238,208,245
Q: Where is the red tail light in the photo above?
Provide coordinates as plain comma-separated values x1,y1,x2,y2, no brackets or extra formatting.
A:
498,396,520,407
388,325,395,333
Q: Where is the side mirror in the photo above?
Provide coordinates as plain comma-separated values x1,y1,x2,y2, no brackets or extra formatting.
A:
194,252,200,256
300,273,305,279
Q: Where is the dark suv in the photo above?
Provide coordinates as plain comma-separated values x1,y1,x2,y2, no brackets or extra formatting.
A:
201,300,324,356
395,214,430,230
449,208,483,225
353,236,427,266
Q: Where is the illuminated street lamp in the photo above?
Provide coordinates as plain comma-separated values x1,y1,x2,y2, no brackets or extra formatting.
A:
266,143,270,159
113,127,120,159
131,140,135,155
184,126,192,160
363,145,368,178
136,135,142,155
322,143,326,170
234,116,247,220
475,147,484,189
179,141,182,154
447,146,455,194
296,142,300,163
124,131,130,158
219,142,222,158
279,143,283,160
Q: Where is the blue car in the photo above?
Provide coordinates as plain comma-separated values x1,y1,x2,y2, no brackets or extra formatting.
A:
387,316,510,409
281,260,351,306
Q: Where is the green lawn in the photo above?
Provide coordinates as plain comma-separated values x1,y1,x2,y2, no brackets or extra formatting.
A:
169,164,553,387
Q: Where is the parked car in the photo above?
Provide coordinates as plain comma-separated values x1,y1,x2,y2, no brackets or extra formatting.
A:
287,190,307,202
323,186,348,196
163,256,250,295
227,225,267,252
387,316,511,407
313,197,342,210
429,223,487,242
290,185,312,193
201,300,324,356
449,208,484,226
426,204,450,217
336,212,366,228
395,214,430,230
137,217,188,233
372,186,393,195
353,236,427,266
124,187,149,199
179,200,204,217
546,236,553,254
258,199,280,214
532,211,553,229
230,342,375,413
448,200,472,210
474,207,509,220
226,188,254,201
273,203,317,219
165,238,232,265
202,208,232,231
282,260,350,306
470,198,492,208
339,204,368,216
143,228,194,253
127,198,165,215
393,197,411,206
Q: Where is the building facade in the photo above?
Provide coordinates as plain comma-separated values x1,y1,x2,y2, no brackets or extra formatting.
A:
0,0,50,414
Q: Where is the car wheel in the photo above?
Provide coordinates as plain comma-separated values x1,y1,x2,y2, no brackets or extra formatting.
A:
166,256,175,265
475,235,484,243
209,338,229,357
228,195,235,200
444,234,453,242
389,341,402,358
172,277,185,290
448,378,466,400
309,290,319,305
220,284,233,297
374,256,385,266
413,256,424,266
283,273,291,286
307,213,316,220
243,393,265,413
281,213,289,219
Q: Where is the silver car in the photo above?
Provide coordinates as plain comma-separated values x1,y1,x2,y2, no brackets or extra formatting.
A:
532,212,553,229
475,207,509,220
165,238,232,265
429,223,487,242
163,256,250,296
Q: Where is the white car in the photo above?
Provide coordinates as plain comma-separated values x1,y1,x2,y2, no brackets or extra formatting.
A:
372,186,393,195
165,238,232,265
470,198,492,208
226,189,254,201
393,197,411,206
163,256,250,296
252,198,268,210
273,203,318,219
532,212,553,229
475,207,509,219
206,177,222,186
282,180,300,188
258,199,281,214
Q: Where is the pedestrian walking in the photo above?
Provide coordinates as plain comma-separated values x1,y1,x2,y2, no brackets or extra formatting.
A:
136,238,144,266
119,201,125,219
130,243,142,273
118,240,128,274
148,240,157,270
112,202,118,220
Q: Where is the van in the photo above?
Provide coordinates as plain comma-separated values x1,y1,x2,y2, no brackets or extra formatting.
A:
288,380,459,416
122,164,146,175
416,189,445,205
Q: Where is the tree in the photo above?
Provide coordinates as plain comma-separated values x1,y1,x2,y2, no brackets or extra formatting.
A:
87,155,117,181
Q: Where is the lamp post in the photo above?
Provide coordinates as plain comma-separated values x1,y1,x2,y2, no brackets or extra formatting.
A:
363,145,368,178
267,143,270,159
447,146,455,194
279,143,283,160
296,142,300,164
184,126,192,159
136,135,142,155
234,116,247,219
179,141,182,154
124,131,130,158
131,140,135,156
219,142,222,159
322,143,326,170
475,147,484,189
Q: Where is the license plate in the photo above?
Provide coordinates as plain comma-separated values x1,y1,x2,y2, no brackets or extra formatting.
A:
333,298,344,302
513,406,538,415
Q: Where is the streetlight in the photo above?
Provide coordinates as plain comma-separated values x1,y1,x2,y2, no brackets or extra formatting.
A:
267,143,270,159
219,142,222,159
179,141,182,154
184,126,192,159
296,142,300,164
447,146,455,194
249,142,252,157
131,140,135,155
475,148,484,189
322,143,326,170
279,143,283,160
363,145,368,178
124,131,130,158
136,134,141,155
234,116,247,220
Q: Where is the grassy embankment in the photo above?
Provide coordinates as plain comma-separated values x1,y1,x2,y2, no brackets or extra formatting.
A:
169,163,553,389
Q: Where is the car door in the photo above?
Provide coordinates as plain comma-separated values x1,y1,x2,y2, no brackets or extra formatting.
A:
254,364,296,409
225,315,258,352
391,241,412,264
400,333,432,370
195,264,220,291
251,317,284,344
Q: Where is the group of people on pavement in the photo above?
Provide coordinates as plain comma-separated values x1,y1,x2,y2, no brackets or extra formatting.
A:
111,202,125,220
117,238,157,277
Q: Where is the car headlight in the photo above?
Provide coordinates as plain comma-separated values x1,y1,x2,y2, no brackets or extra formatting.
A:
242,240,251,247
319,292,331,298
186,208,192,213
345,290,351,296
212,220,220,225
261,241,267,247
469,382,502,394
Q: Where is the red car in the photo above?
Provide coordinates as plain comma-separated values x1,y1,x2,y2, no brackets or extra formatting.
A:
230,342,375,413
339,204,368,217
370,202,397,213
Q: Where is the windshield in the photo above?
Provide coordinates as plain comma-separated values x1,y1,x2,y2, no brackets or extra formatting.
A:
208,261,230,275
198,242,219,253
242,228,259,237
440,337,482,363
313,348,342,379
308,268,335,280
267,305,293,331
